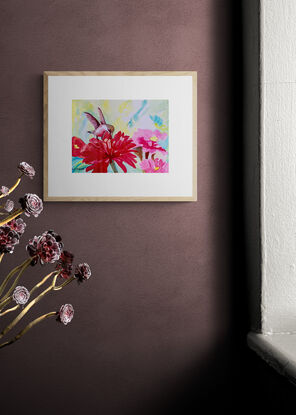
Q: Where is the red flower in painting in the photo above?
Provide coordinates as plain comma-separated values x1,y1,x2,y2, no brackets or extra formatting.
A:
77,132,137,173
72,137,86,157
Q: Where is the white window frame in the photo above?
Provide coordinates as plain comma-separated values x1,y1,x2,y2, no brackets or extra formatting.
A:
246,0,296,381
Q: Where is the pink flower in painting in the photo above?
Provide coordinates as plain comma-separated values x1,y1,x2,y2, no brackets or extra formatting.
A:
132,129,167,155
140,158,169,173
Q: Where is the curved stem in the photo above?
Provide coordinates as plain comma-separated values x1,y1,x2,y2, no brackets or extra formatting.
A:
53,276,75,291
0,177,22,200
0,311,57,349
0,296,12,311
0,273,58,340
0,259,31,302
29,271,56,297
0,304,18,317
0,209,23,227
0,271,56,315
0,258,30,297
0,254,4,264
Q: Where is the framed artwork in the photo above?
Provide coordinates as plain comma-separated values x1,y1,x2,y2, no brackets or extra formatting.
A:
44,71,197,201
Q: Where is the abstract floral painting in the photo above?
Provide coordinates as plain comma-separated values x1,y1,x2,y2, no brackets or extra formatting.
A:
72,100,169,173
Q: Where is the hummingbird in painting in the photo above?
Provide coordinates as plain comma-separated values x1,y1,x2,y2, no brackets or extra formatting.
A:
84,107,115,138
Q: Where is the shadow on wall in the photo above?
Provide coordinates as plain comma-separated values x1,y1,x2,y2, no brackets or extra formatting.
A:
0,0,258,414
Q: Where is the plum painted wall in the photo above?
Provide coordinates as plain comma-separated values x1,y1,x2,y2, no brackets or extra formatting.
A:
0,1,233,413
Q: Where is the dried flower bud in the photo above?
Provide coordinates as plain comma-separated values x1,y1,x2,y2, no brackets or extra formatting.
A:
74,263,91,282
4,199,14,212
13,286,30,305
18,162,35,179
59,304,74,325
0,226,20,254
27,230,62,265
7,218,26,235
0,186,9,196
56,250,74,279
19,193,43,218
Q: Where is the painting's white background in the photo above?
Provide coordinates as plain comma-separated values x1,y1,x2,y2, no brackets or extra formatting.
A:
47,75,193,198
261,0,296,333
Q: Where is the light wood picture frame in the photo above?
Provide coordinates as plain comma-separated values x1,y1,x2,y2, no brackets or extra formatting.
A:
44,71,197,202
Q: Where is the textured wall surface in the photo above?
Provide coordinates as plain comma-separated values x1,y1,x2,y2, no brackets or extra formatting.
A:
261,0,296,333
0,1,232,413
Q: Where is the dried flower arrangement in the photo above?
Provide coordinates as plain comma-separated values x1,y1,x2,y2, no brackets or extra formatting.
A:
0,162,91,348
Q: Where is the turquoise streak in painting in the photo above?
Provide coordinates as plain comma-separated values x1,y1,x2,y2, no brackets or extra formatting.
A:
128,100,147,127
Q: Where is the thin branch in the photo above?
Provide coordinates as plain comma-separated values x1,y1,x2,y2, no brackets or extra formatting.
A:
29,271,56,296
0,177,22,200
0,208,23,227
0,273,58,340
0,296,12,311
0,312,57,349
0,260,31,302
0,271,64,317
53,276,75,291
0,304,18,317
0,258,30,297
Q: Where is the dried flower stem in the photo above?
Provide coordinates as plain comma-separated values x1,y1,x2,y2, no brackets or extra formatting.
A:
0,311,57,349
54,276,75,291
0,304,18,317
0,273,59,340
0,271,56,315
0,295,12,311
29,271,56,296
0,208,23,227
0,177,22,200
0,260,31,302
1,274,75,313
0,254,4,264
0,258,30,297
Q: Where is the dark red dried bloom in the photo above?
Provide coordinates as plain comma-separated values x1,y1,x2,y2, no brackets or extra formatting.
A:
7,218,26,235
18,161,35,179
74,263,91,282
56,250,74,279
0,226,20,254
58,304,74,325
26,230,62,265
19,193,43,218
